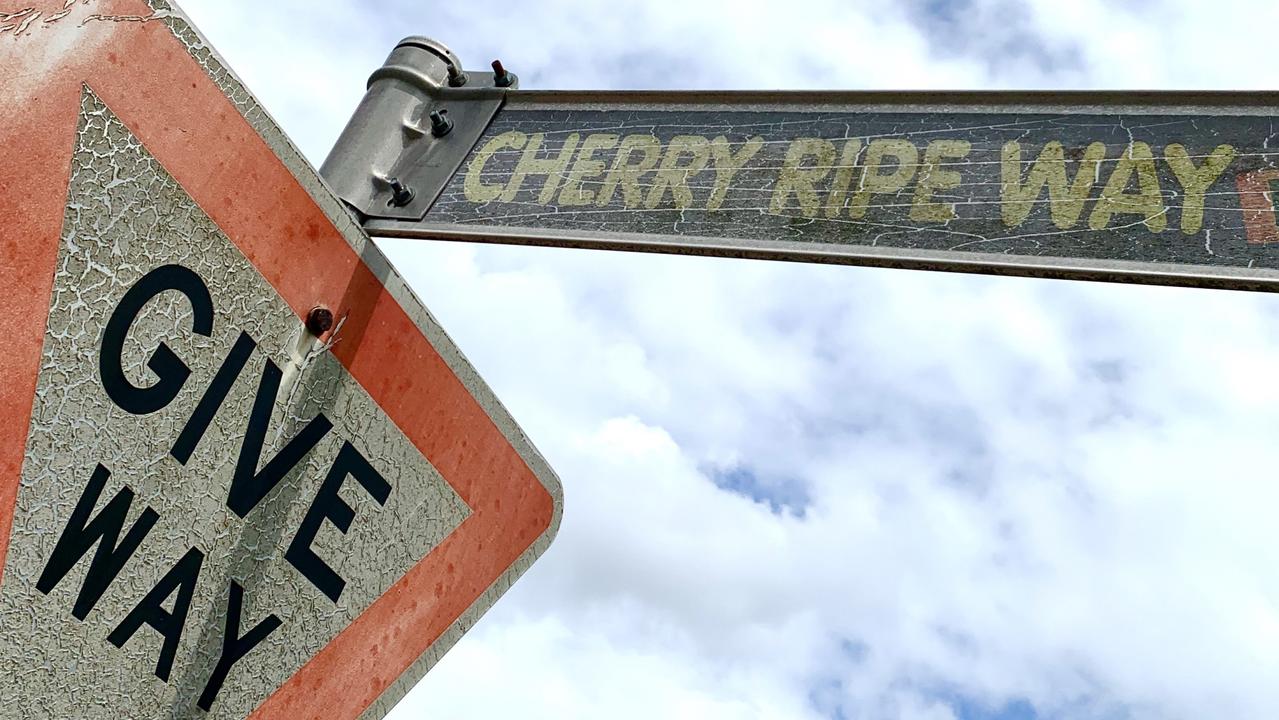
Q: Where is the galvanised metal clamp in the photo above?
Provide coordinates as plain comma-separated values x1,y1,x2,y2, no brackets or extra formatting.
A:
319,37,517,221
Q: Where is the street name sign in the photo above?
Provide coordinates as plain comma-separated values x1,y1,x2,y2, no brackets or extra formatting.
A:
0,2,561,718
347,86,1279,292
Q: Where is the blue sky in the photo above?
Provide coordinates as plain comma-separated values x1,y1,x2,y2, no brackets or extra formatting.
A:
180,1,1279,718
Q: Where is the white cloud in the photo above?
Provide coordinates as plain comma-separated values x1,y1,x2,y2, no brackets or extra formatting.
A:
176,1,1279,718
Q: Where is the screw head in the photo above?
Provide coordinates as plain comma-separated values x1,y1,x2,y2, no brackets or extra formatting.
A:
447,64,468,87
429,109,453,138
387,177,415,207
306,306,334,336
492,59,514,87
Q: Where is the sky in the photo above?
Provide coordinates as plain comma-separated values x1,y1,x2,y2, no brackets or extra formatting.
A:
176,1,1279,719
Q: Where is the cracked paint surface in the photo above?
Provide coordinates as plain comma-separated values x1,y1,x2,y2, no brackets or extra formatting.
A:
430,107,1279,271
2,2,563,718
0,1,173,38
0,88,469,718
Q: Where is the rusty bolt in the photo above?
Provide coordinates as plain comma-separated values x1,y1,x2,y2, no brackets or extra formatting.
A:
492,59,514,87
306,306,334,336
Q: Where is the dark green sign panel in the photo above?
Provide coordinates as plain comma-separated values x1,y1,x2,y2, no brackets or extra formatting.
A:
365,92,1279,291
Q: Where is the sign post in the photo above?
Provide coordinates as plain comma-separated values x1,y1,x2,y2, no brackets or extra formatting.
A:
0,2,561,718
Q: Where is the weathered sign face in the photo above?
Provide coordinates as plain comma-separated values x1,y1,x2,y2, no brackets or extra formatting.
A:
367,92,1279,291
0,2,560,718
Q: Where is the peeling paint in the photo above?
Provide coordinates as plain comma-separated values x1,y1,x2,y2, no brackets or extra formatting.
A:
0,88,469,719
81,9,173,25
0,1,564,718
0,0,93,36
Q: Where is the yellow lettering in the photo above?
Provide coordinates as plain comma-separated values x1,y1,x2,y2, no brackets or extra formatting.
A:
824,139,863,218
1089,142,1166,232
646,136,712,210
911,139,971,222
463,131,527,203
707,136,763,211
849,139,917,219
500,132,581,204
1001,141,1107,229
559,133,619,206
1166,143,1236,234
769,138,837,218
598,134,661,208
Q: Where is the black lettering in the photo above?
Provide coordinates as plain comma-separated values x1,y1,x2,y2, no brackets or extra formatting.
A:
36,464,160,620
171,331,256,465
197,581,282,711
285,442,391,602
106,546,204,682
100,264,213,415
227,357,333,518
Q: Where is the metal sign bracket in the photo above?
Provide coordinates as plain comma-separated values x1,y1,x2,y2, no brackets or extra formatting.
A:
319,37,514,221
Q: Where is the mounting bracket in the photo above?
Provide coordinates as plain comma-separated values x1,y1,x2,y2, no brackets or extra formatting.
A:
318,37,516,221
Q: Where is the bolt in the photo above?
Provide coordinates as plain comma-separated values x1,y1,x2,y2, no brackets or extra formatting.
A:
305,306,334,336
387,177,415,207
447,64,468,87
492,59,514,87
429,108,453,137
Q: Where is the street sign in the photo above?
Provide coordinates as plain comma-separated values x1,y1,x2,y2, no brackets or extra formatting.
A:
0,2,560,719
352,88,1279,292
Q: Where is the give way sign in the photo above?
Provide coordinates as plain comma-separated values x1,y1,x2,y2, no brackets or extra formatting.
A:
0,1,562,718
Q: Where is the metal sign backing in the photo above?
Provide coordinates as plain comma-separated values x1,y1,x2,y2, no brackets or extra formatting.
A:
353,89,1279,292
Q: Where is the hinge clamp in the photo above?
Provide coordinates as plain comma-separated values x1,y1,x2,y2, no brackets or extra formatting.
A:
319,37,517,221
